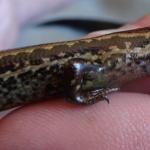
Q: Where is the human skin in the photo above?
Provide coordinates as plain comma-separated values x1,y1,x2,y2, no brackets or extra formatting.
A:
0,14,150,150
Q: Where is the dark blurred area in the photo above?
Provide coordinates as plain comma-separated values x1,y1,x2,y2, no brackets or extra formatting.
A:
38,19,123,33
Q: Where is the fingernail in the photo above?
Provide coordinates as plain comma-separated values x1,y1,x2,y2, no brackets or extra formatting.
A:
120,24,140,30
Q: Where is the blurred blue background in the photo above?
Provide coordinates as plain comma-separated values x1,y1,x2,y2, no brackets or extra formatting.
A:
16,0,150,47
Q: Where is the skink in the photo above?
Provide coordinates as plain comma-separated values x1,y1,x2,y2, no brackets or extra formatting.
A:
0,27,149,111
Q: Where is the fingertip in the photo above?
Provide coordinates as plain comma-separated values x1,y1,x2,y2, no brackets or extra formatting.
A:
83,13,150,39
0,93,150,149
83,24,140,38
132,13,150,27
